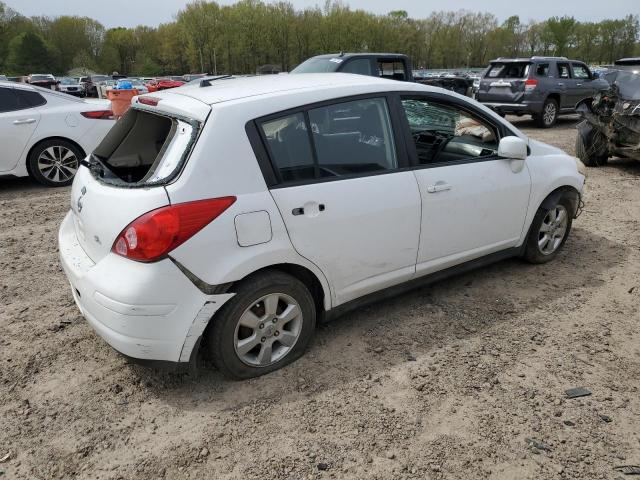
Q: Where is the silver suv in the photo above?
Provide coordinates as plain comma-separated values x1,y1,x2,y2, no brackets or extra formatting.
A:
477,56,607,128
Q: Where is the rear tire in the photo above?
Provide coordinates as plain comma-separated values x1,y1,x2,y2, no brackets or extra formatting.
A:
28,139,83,187
523,194,574,264
205,271,316,379
535,98,558,128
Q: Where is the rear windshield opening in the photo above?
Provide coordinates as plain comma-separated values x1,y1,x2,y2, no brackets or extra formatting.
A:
91,108,198,186
486,62,531,79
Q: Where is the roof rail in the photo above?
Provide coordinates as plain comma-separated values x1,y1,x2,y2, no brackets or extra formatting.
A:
200,75,233,87
531,56,568,60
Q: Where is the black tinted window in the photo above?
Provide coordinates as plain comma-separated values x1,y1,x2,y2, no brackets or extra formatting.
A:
341,59,373,76
0,87,19,112
0,87,43,112
401,98,498,165
260,98,398,184
17,90,46,108
536,64,550,76
261,113,316,183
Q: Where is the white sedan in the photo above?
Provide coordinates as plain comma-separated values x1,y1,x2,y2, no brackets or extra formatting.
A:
0,81,115,186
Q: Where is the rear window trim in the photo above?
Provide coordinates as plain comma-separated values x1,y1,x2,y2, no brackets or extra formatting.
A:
89,106,204,188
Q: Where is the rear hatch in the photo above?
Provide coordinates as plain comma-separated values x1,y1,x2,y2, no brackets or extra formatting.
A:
71,96,210,263
477,62,531,103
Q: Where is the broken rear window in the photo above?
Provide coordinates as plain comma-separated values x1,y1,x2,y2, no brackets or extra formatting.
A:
486,62,531,79
90,108,199,187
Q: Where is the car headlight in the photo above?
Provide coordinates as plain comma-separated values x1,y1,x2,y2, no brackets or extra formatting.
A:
574,157,586,176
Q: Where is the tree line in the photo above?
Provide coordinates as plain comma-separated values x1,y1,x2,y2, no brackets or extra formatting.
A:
1,0,639,77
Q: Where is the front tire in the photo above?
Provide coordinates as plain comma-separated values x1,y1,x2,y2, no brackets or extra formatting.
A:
575,121,608,167
523,194,574,264
28,139,83,187
205,271,316,379
535,98,558,128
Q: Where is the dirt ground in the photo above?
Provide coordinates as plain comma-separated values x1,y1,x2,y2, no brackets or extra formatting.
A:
1,114,639,480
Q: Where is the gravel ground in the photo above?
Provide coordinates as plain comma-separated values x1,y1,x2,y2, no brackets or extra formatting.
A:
1,115,639,480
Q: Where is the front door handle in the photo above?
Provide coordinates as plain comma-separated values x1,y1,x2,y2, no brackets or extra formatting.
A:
426,183,452,193
13,118,36,125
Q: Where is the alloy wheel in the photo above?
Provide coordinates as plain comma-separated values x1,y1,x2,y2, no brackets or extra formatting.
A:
37,146,78,184
538,205,568,255
234,293,303,367
543,103,557,126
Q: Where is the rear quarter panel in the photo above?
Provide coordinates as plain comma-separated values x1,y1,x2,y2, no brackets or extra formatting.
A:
165,100,333,309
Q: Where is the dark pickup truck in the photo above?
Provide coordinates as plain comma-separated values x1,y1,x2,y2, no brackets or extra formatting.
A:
291,53,474,97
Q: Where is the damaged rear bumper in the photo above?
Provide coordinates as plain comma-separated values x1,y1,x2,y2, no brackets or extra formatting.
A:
58,211,234,363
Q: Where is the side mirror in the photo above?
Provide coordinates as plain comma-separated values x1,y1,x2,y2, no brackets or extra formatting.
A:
499,136,528,160
498,136,528,173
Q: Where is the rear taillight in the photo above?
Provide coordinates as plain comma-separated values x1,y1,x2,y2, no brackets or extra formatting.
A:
524,78,538,91
81,110,114,120
112,197,236,262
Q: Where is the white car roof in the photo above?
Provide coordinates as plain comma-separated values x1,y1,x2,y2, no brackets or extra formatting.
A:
152,73,431,106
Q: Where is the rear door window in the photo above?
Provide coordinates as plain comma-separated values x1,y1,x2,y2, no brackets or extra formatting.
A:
0,87,20,112
259,97,398,185
91,108,198,186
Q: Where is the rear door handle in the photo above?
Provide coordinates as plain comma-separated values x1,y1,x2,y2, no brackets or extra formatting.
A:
576,83,583,87
426,183,452,193
292,204,325,216
13,118,36,125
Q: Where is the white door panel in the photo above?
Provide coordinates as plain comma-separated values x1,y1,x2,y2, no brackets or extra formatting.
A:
0,111,40,172
414,159,530,274
271,172,422,305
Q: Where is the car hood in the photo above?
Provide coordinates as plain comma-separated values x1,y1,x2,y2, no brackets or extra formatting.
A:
528,138,566,156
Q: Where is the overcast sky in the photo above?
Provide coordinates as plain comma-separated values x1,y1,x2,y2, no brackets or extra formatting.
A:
5,0,638,28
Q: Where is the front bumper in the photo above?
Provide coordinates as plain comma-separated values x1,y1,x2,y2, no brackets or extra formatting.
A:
58,211,234,362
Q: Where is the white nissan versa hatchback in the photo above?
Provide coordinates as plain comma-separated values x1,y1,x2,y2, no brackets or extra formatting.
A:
58,74,585,379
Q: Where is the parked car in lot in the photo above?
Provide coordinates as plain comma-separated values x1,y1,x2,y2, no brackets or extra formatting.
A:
27,74,59,90
613,57,640,74
292,53,474,97
146,77,185,92
58,77,86,97
58,73,585,379
80,75,111,98
476,56,607,127
0,80,114,186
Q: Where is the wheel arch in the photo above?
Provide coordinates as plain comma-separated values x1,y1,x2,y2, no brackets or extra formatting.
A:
546,92,561,105
539,185,581,216
227,263,329,315
25,136,87,176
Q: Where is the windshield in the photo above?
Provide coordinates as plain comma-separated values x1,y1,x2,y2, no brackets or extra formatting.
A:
91,75,110,82
59,77,76,85
486,62,531,79
291,57,342,74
